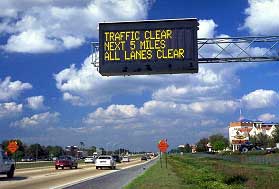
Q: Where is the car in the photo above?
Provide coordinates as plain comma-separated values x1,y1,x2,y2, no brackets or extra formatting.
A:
21,157,35,162
239,141,262,153
141,156,148,161
266,147,276,154
55,156,78,169
112,155,121,163
95,155,116,169
84,156,95,163
146,155,151,159
0,148,15,178
44,157,52,161
122,156,130,162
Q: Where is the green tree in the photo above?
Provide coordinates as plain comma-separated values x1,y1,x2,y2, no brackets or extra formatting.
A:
26,144,44,160
99,147,105,155
251,133,274,148
87,146,97,156
212,140,226,151
46,146,63,157
209,134,229,151
178,144,192,153
272,126,279,144
196,138,209,152
80,142,85,150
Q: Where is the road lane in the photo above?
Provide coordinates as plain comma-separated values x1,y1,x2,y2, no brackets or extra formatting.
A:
0,158,145,189
64,158,158,189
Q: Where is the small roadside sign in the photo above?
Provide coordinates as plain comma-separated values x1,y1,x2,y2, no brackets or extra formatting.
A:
157,139,169,169
7,141,19,154
157,139,169,153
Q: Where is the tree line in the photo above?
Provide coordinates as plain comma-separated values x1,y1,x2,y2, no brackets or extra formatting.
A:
1,139,132,161
1,139,64,161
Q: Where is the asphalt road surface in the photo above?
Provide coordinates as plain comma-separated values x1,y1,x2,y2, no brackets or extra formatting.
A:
64,158,158,189
0,158,154,189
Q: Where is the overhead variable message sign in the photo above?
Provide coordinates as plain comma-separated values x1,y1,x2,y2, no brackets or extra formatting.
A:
99,18,199,76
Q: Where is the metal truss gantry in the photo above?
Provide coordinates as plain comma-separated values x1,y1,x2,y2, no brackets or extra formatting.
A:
91,35,279,67
198,36,279,63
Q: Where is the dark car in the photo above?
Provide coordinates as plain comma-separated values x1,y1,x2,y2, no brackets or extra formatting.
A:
55,156,78,169
239,141,262,153
141,156,148,161
112,155,122,163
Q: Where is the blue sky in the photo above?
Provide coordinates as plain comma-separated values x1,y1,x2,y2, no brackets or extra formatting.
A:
0,0,279,151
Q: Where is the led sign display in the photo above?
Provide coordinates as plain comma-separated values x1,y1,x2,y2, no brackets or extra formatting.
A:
99,19,199,76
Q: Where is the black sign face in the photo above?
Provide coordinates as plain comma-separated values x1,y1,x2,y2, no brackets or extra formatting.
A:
99,19,199,76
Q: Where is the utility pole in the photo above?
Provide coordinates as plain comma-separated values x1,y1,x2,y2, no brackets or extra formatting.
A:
36,144,38,161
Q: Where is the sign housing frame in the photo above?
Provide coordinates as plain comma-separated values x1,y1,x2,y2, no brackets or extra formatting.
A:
99,18,199,76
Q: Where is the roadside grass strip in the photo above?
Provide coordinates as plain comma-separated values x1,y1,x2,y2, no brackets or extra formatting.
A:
124,159,184,189
125,155,279,189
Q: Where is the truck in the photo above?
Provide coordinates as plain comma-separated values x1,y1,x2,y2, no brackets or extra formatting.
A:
0,147,15,178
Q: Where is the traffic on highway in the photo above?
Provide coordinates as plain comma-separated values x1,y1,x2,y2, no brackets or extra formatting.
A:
0,146,158,189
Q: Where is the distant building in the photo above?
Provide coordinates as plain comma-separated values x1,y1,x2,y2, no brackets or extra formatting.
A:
65,145,86,158
229,119,279,151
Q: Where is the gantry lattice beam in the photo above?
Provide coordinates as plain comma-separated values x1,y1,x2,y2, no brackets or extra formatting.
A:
197,36,279,63
91,35,279,67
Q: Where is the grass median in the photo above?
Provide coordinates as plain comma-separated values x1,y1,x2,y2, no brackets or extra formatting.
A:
125,154,279,189
15,160,85,169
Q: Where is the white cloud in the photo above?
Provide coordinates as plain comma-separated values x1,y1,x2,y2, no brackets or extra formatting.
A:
4,29,60,53
242,89,279,109
83,99,238,129
242,0,279,35
11,112,59,128
0,102,22,118
26,96,45,110
258,113,276,122
83,104,139,125
62,92,82,106
139,100,188,116
0,77,32,101
198,19,217,38
0,0,153,53
200,119,220,126
188,100,239,114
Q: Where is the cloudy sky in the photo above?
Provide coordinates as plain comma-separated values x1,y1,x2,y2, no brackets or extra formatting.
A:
0,0,279,151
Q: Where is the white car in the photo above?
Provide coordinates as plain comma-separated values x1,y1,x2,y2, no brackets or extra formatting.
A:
84,156,95,163
122,156,130,162
95,155,116,169
0,148,15,178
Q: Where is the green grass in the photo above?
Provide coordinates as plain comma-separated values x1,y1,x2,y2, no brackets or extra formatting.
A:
124,159,184,189
125,155,279,189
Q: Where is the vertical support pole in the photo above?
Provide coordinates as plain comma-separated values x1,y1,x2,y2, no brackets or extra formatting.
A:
159,151,162,168
165,152,168,168
14,152,17,169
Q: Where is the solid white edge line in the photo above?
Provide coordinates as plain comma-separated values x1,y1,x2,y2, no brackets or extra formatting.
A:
50,159,156,189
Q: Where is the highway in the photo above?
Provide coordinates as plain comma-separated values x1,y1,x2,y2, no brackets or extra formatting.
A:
0,158,154,189
65,158,157,189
